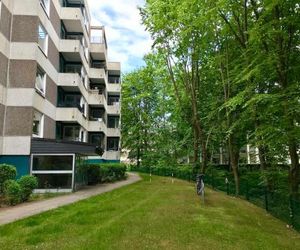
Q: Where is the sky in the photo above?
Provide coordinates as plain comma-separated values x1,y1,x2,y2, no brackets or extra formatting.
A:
87,0,153,73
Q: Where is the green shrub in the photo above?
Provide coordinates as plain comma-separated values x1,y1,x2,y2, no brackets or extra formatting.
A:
0,164,17,194
18,175,38,201
3,180,21,205
77,163,127,185
100,163,127,182
86,164,101,185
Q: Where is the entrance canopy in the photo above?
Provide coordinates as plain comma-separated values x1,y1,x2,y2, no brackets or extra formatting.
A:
31,138,100,155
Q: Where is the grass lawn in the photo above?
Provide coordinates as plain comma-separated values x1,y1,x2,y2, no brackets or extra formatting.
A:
0,174,300,250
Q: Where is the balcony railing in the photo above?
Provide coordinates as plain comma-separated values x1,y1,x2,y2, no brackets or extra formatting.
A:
90,26,107,49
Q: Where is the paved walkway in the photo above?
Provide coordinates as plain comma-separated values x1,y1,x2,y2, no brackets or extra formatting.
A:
0,172,141,226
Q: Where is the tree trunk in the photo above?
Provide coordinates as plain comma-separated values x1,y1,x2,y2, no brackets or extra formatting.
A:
258,145,268,171
288,140,300,195
201,141,208,173
137,146,141,168
228,134,240,195
193,126,200,164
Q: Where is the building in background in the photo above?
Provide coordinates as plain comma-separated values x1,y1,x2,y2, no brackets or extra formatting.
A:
0,0,121,191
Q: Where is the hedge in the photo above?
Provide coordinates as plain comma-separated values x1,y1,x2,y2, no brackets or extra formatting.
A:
78,163,127,185
130,164,197,181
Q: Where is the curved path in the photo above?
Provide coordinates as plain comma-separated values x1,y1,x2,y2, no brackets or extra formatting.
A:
0,172,141,226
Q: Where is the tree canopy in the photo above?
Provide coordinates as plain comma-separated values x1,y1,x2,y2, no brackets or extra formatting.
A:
121,0,300,195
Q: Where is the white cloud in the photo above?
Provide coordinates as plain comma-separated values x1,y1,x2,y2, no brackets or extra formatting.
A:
87,0,153,72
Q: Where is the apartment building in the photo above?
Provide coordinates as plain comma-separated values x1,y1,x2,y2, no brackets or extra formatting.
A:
0,0,121,191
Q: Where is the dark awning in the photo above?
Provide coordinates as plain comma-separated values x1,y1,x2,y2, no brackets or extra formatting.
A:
31,138,102,155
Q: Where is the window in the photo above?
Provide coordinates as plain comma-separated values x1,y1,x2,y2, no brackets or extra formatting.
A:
34,174,73,189
80,97,88,117
33,155,73,171
38,24,48,55
80,130,84,142
81,67,88,89
64,63,82,74
107,137,119,151
31,154,74,190
82,7,89,31
108,96,120,105
89,133,104,146
35,66,46,95
82,37,89,62
32,111,44,138
108,75,120,84
91,60,106,69
108,116,120,128
60,21,66,39
63,126,80,141
64,94,81,107
40,0,50,16
89,108,104,120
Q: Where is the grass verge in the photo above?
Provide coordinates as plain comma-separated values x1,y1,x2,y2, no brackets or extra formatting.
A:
0,174,299,250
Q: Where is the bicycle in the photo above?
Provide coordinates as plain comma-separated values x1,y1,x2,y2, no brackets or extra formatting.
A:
196,174,205,203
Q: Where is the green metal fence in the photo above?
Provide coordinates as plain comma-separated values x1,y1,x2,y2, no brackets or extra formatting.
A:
130,165,300,231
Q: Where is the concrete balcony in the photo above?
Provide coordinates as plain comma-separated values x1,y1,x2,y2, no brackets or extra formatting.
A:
90,26,107,61
104,151,121,160
107,83,121,93
89,68,106,81
88,91,105,105
107,62,121,73
88,121,106,133
60,40,81,61
58,73,81,88
57,73,89,101
60,7,84,33
106,104,120,115
56,108,87,129
106,128,121,137
90,43,107,61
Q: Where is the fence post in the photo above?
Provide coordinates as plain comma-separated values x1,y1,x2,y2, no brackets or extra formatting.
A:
226,178,229,195
289,195,294,228
264,187,269,211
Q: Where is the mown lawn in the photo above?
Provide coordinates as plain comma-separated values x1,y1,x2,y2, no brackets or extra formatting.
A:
0,174,300,250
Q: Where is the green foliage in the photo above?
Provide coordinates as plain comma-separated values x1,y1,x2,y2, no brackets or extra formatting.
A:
135,0,300,194
122,53,191,167
130,164,195,181
85,165,101,185
3,180,21,205
18,175,38,202
100,163,127,183
79,163,127,185
0,164,17,194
